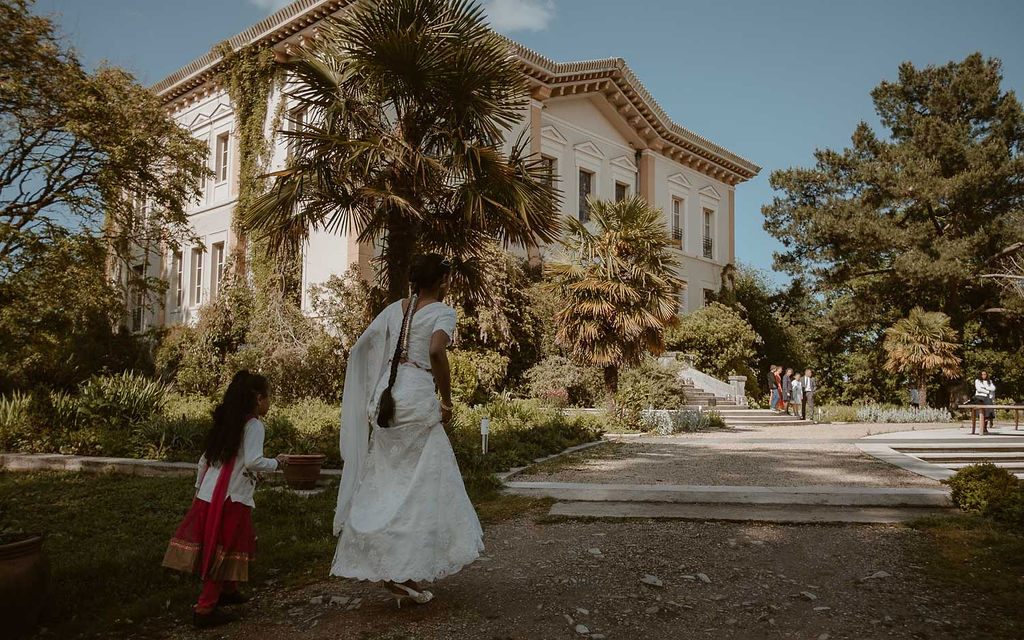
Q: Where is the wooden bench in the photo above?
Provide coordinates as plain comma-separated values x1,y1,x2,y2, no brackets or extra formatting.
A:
958,404,1024,435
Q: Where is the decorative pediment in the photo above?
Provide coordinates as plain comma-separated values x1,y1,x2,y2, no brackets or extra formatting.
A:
541,125,568,148
573,140,605,161
699,184,722,200
187,111,210,129
610,155,637,173
668,172,692,189
209,103,233,120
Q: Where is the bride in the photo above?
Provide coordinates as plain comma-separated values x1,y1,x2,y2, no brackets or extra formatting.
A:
331,254,483,605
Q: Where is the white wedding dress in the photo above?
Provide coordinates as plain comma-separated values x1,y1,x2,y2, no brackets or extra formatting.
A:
331,300,483,583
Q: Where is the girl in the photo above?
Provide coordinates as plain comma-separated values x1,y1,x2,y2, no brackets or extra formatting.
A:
162,371,286,628
331,254,483,607
790,373,804,420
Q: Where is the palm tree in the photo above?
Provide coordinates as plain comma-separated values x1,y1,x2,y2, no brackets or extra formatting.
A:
242,0,560,305
882,307,962,407
546,196,684,393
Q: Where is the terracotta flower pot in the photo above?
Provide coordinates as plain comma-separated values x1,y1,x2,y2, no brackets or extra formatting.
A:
282,454,327,490
0,533,48,639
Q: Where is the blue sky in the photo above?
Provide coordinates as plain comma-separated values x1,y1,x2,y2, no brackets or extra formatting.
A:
36,0,1024,282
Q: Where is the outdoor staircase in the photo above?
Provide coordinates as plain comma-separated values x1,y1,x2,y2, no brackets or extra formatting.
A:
891,442,1024,478
712,408,813,429
679,380,738,408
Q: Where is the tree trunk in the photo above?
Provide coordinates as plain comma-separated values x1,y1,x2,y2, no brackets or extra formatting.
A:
917,372,928,409
603,365,619,395
383,208,418,308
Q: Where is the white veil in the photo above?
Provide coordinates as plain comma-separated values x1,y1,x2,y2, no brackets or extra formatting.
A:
333,301,399,535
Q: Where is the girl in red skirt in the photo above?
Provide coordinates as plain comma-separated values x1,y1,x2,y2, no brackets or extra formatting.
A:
162,371,287,628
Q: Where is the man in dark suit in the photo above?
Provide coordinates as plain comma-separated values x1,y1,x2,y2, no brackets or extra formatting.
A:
803,369,816,422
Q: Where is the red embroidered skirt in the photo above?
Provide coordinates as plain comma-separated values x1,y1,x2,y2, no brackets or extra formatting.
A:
162,498,256,582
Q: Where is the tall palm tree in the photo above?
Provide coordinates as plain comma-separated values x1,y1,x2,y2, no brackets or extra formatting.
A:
546,196,684,393
242,0,560,305
882,307,962,407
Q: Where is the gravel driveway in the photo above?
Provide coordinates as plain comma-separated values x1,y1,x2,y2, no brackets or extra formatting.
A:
158,510,1017,640
517,441,943,488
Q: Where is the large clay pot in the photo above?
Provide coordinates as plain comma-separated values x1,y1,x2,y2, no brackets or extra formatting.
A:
282,454,327,490
0,533,48,638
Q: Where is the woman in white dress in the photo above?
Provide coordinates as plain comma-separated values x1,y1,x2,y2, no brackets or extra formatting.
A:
331,254,483,606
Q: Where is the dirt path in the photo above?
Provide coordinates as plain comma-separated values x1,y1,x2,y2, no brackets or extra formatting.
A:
158,508,1016,640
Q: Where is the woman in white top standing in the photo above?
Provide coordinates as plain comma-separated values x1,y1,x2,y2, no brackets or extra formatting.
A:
163,371,287,628
790,373,804,419
332,254,483,606
974,370,997,433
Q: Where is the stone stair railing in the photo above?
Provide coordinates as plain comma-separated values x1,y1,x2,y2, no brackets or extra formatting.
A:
658,352,748,407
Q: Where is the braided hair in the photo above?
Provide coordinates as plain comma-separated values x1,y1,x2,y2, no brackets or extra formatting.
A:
376,255,451,428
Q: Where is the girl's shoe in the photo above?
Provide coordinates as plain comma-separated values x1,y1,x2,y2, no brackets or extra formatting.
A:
193,609,238,628
218,591,250,606
387,582,434,608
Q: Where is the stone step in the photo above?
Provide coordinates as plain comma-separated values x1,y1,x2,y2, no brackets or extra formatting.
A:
912,451,1024,462
547,501,957,524
897,445,1024,454
504,481,950,507
723,418,813,426
941,462,1024,471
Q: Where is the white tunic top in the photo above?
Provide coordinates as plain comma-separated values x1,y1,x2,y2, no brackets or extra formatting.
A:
195,417,278,508
975,379,996,399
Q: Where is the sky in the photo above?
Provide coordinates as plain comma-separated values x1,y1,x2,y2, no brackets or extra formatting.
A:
35,0,1024,283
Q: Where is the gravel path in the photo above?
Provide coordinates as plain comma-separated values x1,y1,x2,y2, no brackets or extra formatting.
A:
517,441,943,488
158,511,1017,640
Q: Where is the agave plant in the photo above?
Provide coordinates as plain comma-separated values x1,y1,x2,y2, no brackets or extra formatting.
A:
244,0,560,305
882,307,961,408
546,196,684,393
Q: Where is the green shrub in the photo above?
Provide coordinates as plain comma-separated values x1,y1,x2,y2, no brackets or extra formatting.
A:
449,348,509,405
524,356,605,407
944,463,1024,527
612,358,689,429
76,372,169,456
450,397,604,497
0,391,31,450
820,405,860,423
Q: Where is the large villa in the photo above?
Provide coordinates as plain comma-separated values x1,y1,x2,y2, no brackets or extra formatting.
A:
133,0,760,331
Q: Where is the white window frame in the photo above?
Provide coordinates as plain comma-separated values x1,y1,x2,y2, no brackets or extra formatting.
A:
671,197,685,249
578,167,595,222
702,207,715,260
211,242,225,301
172,251,183,310
614,181,630,203
190,247,204,306
574,141,604,223
215,132,230,184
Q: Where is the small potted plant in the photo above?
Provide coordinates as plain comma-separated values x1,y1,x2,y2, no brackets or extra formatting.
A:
281,453,327,490
0,526,49,638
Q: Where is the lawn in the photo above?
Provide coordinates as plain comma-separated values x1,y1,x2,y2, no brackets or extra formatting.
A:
0,472,343,638
0,471,545,639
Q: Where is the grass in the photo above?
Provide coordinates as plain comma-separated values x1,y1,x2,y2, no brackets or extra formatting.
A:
0,471,549,638
909,514,1024,637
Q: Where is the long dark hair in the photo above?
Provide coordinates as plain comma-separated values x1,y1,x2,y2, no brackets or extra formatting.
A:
205,370,269,465
377,254,451,428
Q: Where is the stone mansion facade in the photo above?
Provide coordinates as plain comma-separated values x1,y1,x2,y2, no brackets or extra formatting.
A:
133,0,759,331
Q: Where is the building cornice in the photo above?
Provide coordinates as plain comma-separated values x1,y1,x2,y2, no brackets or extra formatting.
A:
152,0,760,183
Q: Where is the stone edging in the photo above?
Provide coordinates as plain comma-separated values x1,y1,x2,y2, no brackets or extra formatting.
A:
0,452,342,479
855,443,954,482
495,439,611,483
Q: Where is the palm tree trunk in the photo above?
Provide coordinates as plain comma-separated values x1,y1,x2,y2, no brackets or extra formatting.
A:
917,372,928,409
384,210,417,305
603,365,619,394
